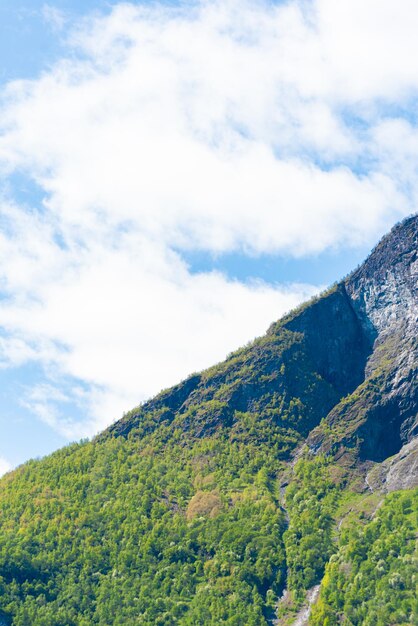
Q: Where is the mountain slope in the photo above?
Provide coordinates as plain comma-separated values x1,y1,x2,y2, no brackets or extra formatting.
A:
0,216,417,626
309,214,417,466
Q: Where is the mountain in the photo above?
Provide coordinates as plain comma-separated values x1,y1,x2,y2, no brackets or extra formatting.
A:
0,216,417,626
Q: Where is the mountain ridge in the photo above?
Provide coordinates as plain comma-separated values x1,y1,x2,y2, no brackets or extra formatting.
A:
0,215,416,626
105,214,417,476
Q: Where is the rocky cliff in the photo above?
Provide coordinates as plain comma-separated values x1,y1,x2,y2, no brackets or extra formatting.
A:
308,215,417,478
107,215,418,487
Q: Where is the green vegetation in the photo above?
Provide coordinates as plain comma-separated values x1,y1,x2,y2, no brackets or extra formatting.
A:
283,457,345,595
0,227,417,626
109,322,340,444
2,315,338,625
310,489,418,625
2,428,414,626
0,428,289,625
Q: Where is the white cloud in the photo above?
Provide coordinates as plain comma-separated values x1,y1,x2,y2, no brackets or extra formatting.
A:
0,222,318,435
21,383,91,439
42,4,66,32
0,0,417,438
0,1,412,256
0,457,12,477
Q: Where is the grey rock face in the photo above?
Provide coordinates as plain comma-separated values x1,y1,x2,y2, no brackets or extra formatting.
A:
308,215,418,467
366,438,418,492
346,216,418,449
345,215,417,338
285,285,372,396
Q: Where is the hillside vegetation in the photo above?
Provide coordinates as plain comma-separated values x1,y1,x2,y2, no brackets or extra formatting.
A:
0,216,417,625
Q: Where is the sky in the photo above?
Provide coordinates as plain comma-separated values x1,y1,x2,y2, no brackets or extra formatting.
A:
0,0,417,474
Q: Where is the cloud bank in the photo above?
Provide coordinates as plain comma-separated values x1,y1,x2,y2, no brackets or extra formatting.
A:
0,0,417,438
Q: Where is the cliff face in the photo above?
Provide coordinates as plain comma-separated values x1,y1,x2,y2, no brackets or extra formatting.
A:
284,285,372,396
346,214,417,338
105,284,373,452
107,215,418,484
306,216,417,474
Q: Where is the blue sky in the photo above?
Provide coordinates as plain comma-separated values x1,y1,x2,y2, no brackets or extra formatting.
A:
0,0,417,473
0,1,108,83
0,0,117,468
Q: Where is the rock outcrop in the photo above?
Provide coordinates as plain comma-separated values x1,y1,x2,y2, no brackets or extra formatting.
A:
308,216,417,479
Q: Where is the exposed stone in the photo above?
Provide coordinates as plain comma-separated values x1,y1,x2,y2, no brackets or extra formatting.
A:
309,215,418,471
366,438,418,493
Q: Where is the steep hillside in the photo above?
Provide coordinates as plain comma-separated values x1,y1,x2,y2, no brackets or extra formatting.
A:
0,216,417,626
